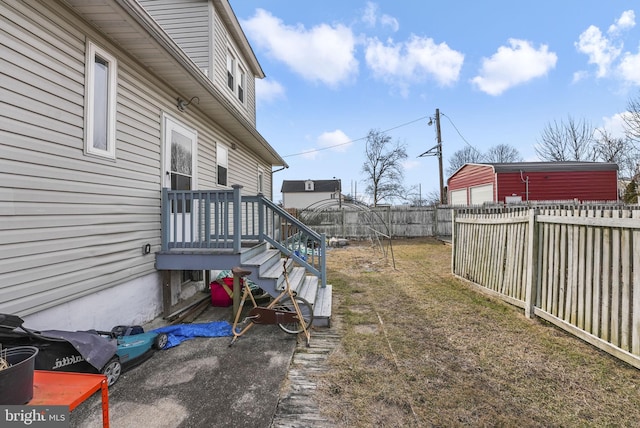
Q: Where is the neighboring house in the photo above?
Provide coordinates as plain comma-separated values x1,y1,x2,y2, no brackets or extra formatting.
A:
281,179,343,209
1,0,330,331
448,162,619,205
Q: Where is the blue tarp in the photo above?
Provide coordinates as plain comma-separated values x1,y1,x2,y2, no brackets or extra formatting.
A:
151,321,233,349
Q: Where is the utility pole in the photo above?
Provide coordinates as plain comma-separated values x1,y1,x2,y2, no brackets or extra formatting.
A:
435,109,444,204
419,108,445,205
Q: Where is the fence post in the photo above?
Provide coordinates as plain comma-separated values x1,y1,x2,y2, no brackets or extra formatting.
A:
232,184,243,253
450,209,457,274
524,208,538,318
433,204,438,237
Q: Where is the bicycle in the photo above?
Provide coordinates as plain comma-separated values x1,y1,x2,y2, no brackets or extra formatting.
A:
229,258,313,347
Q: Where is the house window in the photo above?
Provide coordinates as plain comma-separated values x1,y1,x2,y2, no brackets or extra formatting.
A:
238,66,246,103
257,167,264,194
85,41,117,158
217,144,228,186
226,52,235,91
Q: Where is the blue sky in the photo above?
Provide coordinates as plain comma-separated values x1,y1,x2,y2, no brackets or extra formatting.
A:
230,1,640,204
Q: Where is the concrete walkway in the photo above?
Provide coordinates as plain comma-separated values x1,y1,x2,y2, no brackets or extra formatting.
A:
70,304,298,428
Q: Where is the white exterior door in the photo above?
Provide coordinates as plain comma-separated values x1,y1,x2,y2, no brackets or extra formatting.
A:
163,114,197,242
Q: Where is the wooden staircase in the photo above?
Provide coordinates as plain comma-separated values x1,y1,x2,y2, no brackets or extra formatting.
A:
157,187,331,327
239,242,332,328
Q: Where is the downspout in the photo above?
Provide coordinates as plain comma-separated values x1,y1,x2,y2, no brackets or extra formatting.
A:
520,170,529,202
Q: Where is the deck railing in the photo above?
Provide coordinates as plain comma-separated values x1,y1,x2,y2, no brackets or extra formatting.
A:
160,186,326,287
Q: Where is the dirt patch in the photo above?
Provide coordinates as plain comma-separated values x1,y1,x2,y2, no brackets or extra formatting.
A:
314,238,640,427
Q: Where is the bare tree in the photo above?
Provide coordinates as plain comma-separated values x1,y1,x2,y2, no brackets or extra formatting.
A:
624,94,640,144
535,116,597,161
446,146,484,176
404,185,440,206
362,129,408,206
484,144,523,163
594,129,638,178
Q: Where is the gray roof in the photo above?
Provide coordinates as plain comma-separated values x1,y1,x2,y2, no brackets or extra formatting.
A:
472,162,618,173
281,180,342,193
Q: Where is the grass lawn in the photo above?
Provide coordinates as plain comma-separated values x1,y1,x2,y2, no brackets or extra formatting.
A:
315,238,640,427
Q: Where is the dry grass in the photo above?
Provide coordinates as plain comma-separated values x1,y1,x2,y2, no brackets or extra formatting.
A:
315,238,640,427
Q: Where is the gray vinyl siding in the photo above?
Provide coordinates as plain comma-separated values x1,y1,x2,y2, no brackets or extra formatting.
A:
1,1,163,316
141,0,257,126
138,0,210,74
1,0,273,316
211,4,257,126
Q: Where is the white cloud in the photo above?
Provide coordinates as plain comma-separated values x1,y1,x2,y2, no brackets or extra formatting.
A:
362,2,399,31
362,2,377,27
240,9,358,88
471,39,557,96
619,52,640,85
601,112,629,138
365,35,464,95
576,25,621,78
608,10,636,34
255,78,285,105
317,130,352,152
576,11,635,80
572,70,589,84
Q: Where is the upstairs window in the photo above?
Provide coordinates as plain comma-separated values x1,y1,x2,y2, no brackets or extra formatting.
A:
217,144,228,186
85,41,117,158
238,66,246,103
226,49,246,104
226,52,235,91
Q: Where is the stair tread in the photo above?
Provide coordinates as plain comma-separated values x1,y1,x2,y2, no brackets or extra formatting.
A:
295,276,318,306
314,284,332,318
242,249,280,267
262,257,292,279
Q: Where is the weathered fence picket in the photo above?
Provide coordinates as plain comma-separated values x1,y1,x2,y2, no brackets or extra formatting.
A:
453,205,640,369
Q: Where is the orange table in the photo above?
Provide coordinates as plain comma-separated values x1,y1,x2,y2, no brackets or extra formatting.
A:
28,370,109,428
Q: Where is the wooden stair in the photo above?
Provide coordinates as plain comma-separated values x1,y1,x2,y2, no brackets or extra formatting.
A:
240,244,331,328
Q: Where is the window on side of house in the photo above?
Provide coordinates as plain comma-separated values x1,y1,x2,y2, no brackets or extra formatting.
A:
226,52,235,91
257,167,264,194
217,144,228,186
238,66,246,103
85,41,117,158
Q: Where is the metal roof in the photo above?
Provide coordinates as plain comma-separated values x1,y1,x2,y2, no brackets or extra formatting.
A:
471,161,619,173
60,0,286,167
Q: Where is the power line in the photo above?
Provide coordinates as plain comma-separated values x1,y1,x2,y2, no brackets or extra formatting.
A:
281,115,431,158
440,112,482,156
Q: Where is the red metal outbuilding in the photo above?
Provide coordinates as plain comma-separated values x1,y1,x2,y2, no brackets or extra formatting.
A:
447,162,619,205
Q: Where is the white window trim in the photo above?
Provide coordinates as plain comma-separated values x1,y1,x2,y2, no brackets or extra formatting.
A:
238,65,246,104
257,166,264,194
162,113,198,190
85,41,117,159
226,46,248,105
226,51,235,91
217,143,229,187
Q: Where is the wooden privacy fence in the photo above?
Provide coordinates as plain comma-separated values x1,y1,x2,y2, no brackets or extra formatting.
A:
298,205,453,238
452,206,640,369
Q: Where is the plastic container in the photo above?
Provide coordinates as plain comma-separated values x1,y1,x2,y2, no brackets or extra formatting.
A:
0,346,39,404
